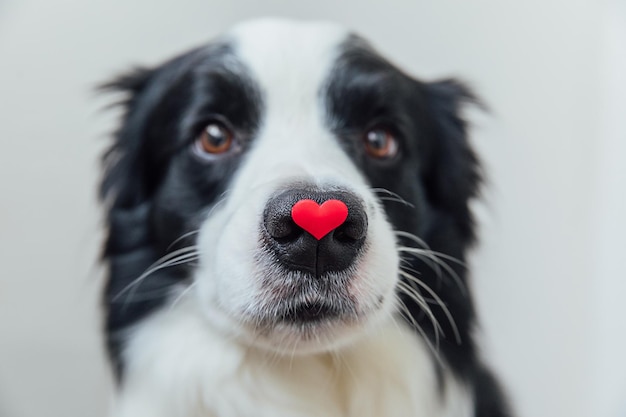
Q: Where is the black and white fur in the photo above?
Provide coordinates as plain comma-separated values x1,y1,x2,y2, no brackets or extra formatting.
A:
100,18,512,417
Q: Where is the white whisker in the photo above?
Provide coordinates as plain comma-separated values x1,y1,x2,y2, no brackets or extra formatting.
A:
370,187,415,208
396,280,443,342
395,231,467,267
113,247,201,304
169,282,198,311
392,297,442,362
399,270,462,344
166,230,201,252
121,253,201,308
398,247,466,296
395,231,467,296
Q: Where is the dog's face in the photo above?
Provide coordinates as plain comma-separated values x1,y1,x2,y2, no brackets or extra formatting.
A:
103,19,479,362
190,21,403,353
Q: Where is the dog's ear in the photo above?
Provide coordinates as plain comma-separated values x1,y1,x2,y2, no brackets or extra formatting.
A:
421,79,482,245
99,67,160,257
99,67,181,375
100,67,157,210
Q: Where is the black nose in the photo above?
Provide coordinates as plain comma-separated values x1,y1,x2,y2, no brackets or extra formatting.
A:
262,188,368,276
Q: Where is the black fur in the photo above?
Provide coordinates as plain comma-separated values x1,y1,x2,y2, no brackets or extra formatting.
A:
100,34,511,416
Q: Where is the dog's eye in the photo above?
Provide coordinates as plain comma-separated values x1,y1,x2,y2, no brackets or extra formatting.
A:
195,122,234,155
364,128,398,159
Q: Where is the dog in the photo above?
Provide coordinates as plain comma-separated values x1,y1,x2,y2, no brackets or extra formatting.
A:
99,18,512,417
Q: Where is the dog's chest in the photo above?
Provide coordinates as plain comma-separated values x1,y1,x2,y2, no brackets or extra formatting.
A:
114,302,471,417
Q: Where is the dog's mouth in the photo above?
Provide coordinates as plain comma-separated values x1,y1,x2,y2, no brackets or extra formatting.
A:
243,277,363,341
249,266,360,331
277,301,343,324
243,294,363,352
214,243,393,353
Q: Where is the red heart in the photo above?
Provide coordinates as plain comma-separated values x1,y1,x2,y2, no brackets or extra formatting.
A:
291,199,349,240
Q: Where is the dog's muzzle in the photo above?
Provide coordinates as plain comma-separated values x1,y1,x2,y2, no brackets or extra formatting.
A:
262,187,368,277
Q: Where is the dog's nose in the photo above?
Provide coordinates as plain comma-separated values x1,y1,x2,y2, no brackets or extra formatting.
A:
262,189,368,276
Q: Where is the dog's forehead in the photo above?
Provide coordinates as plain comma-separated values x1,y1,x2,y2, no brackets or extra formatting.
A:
228,18,350,97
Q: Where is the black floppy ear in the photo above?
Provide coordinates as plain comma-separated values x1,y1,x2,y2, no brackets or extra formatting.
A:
421,79,483,244
100,67,156,210
99,67,159,258
99,66,184,377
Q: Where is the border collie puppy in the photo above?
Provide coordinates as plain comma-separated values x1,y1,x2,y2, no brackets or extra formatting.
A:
100,18,512,417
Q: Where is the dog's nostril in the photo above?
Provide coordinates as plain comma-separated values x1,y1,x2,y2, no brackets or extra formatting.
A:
333,216,367,243
266,217,300,241
332,228,350,243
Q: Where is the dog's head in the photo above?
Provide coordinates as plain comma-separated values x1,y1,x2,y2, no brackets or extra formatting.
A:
102,19,480,367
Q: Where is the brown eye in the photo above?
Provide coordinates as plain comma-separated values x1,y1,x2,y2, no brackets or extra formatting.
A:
364,128,398,159
196,122,234,155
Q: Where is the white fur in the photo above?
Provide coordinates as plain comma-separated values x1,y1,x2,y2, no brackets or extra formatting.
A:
112,18,474,417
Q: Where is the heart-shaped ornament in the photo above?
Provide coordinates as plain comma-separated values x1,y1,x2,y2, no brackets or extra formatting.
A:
291,199,349,240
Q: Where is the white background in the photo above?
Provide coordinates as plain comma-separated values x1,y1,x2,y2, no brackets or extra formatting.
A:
0,1,624,416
